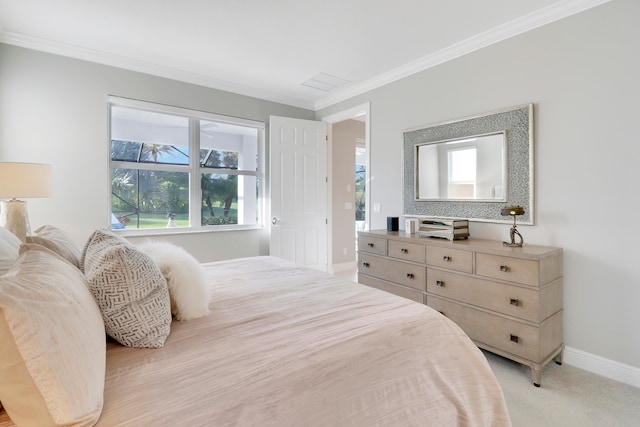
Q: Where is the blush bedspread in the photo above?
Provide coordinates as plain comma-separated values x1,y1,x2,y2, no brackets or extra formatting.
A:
1,256,511,426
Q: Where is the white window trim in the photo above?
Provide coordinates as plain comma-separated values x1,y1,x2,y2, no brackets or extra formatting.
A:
107,96,265,235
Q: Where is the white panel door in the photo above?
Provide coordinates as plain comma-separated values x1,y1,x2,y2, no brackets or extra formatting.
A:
269,116,327,271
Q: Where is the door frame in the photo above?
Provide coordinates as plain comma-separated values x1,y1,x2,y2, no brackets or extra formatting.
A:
319,102,371,273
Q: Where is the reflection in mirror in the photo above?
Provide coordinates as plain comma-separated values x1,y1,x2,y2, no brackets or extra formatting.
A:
415,132,506,201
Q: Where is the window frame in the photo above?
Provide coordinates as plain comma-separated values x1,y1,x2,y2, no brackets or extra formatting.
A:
108,96,265,235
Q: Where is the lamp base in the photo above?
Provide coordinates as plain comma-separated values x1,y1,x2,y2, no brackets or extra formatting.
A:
0,199,30,243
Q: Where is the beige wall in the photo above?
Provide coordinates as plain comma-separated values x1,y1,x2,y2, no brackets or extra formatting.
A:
331,119,365,265
0,43,314,262
318,0,640,372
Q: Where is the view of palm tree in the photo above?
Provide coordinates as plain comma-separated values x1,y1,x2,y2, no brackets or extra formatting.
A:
111,140,241,228
141,143,176,162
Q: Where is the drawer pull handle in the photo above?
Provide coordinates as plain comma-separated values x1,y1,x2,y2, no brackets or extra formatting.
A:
510,298,519,306
443,256,451,262
407,273,414,279
436,280,445,287
401,248,408,253
500,265,509,272
362,262,370,268
510,334,520,344
367,243,374,247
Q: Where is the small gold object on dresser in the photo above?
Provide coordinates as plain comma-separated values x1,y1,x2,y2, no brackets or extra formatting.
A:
416,218,469,241
357,229,563,387
501,206,525,247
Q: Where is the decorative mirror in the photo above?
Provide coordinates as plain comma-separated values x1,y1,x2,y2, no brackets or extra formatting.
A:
403,104,534,224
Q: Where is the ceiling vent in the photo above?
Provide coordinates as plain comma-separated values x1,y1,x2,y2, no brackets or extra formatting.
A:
301,72,351,92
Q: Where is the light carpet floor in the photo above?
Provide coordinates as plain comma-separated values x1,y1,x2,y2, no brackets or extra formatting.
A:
485,351,640,427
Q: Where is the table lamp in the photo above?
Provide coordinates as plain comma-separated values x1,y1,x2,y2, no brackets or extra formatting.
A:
501,206,525,247
0,162,52,242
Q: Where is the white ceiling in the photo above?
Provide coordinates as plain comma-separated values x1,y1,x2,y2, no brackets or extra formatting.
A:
0,0,609,111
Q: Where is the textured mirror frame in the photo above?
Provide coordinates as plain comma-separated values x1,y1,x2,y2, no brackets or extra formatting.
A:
403,104,534,224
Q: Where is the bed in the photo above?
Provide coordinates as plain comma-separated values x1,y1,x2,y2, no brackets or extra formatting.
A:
0,228,511,426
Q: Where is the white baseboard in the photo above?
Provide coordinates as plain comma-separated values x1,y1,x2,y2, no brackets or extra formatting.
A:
564,346,640,388
330,261,356,274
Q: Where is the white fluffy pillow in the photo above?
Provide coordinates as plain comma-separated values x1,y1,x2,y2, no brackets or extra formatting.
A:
0,226,21,275
137,241,211,321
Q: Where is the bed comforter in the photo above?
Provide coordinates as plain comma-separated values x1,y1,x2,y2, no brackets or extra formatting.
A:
0,256,510,426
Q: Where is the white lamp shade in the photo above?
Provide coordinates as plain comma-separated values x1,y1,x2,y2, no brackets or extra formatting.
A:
0,162,52,198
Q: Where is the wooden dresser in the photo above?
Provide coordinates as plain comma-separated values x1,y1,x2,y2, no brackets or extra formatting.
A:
357,230,563,387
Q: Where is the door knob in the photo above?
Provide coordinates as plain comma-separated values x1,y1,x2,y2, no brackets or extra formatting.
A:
272,217,278,225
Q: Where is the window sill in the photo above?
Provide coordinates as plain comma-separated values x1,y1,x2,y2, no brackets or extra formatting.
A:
112,224,264,238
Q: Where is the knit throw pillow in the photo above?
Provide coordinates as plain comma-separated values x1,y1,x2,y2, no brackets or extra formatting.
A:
82,229,171,348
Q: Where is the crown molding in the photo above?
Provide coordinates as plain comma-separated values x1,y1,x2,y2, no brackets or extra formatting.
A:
314,0,612,110
0,0,610,112
0,31,316,111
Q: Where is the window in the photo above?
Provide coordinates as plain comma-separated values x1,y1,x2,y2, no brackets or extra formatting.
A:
355,164,366,221
447,147,477,198
109,98,264,231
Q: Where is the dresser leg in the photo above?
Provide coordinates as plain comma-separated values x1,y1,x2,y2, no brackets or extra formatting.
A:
531,366,542,387
554,349,564,366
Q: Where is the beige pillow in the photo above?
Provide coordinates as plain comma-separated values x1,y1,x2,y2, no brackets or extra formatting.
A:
26,225,82,268
0,244,105,426
82,229,171,348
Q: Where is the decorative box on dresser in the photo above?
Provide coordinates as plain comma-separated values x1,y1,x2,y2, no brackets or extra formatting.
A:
357,229,563,387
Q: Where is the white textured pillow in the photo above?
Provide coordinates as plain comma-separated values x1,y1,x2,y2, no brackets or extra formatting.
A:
0,226,21,275
0,244,105,426
138,241,211,320
82,229,171,348
26,225,82,268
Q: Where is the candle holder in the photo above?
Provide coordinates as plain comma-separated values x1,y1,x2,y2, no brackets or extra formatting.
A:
501,206,525,247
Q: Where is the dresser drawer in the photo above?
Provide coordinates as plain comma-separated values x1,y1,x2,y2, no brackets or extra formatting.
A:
426,246,473,273
359,275,424,304
358,236,387,256
476,253,539,286
359,253,426,291
388,240,426,264
427,296,540,362
427,268,540,322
